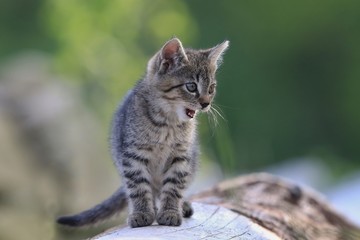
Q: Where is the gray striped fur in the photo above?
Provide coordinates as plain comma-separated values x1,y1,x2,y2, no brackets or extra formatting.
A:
57,38,229,228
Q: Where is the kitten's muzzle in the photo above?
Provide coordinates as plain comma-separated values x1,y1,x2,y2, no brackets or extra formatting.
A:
199,96,210,110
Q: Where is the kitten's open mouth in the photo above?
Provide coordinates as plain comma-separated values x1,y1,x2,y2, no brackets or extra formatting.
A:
185,108,196,118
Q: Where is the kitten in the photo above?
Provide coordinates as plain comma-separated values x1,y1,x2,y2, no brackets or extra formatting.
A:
57,38,229,228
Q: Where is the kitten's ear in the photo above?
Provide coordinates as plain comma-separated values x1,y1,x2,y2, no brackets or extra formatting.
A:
161,38,188,61
158,38,188,73
208,40,229,70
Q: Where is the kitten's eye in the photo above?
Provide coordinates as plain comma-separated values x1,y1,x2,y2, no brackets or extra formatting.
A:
185,82,197,93
209,84,216,94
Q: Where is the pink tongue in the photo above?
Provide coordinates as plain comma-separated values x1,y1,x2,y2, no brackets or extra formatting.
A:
186,109,195,118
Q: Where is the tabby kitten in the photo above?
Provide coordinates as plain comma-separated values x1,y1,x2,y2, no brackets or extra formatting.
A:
57,38,229,228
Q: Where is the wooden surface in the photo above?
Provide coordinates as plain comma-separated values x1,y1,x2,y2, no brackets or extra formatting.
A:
90,173,360,240
191,173,360,240
91,202,280,240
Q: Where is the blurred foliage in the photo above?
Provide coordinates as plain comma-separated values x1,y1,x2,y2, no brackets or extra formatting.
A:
1,0,360,175
186,0,360,174
0,0,53,56
43,0,197,120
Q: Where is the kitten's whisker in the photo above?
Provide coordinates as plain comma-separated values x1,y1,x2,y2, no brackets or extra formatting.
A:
208,107,219,127
213,103,242,110
212,109,219,126
209,108,216,125
211,105,226,122
206,109,218,138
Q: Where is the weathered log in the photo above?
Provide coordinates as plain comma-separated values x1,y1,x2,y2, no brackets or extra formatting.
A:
91,173,360,240
91,202,280,240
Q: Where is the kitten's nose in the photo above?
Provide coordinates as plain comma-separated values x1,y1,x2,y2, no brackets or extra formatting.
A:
199,96,210,109
200,102,209,109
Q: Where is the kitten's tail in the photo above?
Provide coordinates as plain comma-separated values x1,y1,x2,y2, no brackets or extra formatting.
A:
56,187,127,227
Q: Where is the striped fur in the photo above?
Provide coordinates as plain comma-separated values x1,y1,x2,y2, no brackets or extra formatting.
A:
57,38,229,228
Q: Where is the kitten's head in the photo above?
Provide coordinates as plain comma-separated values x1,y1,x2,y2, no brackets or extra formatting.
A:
146,38,229,122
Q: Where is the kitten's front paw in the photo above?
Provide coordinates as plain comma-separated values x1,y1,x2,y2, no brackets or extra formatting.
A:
128,212,155,228
157,210,182,226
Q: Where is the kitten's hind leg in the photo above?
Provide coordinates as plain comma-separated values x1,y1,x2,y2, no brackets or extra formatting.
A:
182,201,194,218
